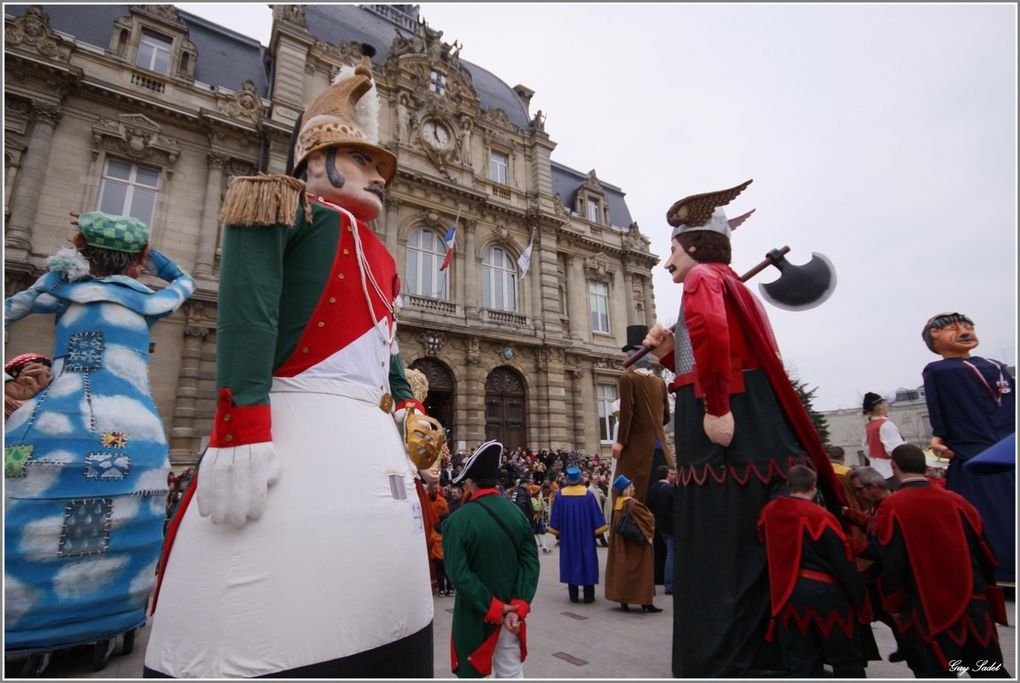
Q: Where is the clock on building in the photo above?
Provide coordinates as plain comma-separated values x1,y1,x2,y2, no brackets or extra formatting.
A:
421,119,452,150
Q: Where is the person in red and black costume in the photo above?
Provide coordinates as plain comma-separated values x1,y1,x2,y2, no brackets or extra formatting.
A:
877,443,1010,678
642,180,846,677
758,465,869,677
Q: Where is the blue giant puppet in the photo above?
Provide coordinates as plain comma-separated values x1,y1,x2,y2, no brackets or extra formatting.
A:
922,312,1015,584
4,212,193,663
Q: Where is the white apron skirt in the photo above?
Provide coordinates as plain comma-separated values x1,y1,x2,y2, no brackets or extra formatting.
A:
144,377,433,677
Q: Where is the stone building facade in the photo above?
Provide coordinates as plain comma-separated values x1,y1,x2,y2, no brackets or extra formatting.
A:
4,4,663,465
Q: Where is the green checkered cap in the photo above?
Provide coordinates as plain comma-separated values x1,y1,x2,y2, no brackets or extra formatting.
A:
78,211,150,253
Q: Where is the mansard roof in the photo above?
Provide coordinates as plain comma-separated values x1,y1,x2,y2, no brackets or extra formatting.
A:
8,5,269,96
551,162,634,230
303,5,530,129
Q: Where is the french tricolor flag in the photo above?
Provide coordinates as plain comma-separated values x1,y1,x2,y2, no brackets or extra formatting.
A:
439,225,457,271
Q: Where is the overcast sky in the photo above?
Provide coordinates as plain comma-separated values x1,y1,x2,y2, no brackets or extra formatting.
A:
177,3,1017,411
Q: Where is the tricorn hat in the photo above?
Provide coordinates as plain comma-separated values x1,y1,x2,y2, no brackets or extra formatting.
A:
453,440,503,484
291,44,397,184
622,325,649,353
862,392,885,413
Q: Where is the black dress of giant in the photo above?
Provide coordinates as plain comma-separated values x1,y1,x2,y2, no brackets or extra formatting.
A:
665,264,844,677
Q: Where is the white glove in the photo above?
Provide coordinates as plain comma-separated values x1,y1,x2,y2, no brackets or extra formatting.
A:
393,408,408,433
196,442,281,527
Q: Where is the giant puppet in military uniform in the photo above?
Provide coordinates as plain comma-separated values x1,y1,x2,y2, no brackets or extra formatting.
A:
642,180,845,678
143,45,444,678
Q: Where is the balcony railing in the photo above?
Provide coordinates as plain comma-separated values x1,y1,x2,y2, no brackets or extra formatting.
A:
406,294,457,315
481,308,528,327
490,185,511,200
131,71,166,94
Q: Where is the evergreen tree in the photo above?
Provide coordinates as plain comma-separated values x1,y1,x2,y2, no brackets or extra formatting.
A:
790,377,831,447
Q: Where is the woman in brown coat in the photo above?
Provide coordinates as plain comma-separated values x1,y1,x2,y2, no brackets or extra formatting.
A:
605,474,662,612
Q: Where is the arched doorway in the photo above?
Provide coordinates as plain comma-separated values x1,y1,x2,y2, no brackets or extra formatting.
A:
410,358,455,443
484,367,527,451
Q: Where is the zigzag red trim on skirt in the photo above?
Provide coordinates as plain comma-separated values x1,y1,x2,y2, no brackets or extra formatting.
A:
925,609,1000,670
678,455,813,487
779,602,858,640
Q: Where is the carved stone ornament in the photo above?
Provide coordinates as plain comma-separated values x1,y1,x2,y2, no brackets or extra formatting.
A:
93,113,180,171
184,300,216,333
624,221,651,252
552,194,567,217
583,252,610,280
215,80,264,125
5,6,72,62
271,4,307,28
466,337,481,365
130,4,185,26
493,224,510,242
583,169,603,193
534,348,549,372
418,330,446,357
482,108,515,131
593,358,618,371
485,367,525,395
500,346,514,362
315,40,365,71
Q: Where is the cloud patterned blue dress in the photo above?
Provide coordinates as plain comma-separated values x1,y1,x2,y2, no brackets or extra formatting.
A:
4,248,193,651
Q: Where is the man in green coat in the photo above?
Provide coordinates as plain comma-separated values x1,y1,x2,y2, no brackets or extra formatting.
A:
443,441,540,678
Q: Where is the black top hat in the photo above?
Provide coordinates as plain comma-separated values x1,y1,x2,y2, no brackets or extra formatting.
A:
862,392,885,413
453,440,503,484
622,325,649,353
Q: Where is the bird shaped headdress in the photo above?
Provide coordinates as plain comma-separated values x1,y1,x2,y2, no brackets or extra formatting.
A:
667,179,754,240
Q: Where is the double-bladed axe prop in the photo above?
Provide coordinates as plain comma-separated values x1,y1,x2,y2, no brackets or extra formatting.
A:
622,245,837,369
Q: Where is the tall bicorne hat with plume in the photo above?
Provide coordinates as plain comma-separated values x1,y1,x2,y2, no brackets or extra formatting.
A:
291,43,396,184
667,179,755,241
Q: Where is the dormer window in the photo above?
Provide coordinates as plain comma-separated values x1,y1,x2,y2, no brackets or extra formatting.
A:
587,199,600,223
429,69,447,96
137,30,172,74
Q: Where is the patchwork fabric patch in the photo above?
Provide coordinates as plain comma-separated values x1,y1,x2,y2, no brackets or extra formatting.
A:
5,443,35,478
66,331,105,372
84,452,131,480
100,431,128,449
59,497,113,557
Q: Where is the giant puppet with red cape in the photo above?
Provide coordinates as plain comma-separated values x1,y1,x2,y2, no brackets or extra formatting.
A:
642,180,846,678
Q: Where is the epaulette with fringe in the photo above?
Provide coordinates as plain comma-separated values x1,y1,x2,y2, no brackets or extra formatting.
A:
218,174,311,228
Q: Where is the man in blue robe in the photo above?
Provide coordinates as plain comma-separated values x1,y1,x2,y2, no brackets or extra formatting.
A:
547,466,609,603
922,312,1015,584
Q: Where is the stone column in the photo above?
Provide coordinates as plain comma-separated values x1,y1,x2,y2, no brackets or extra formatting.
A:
169,324,208,463
5,103,62,253
571,368,587,450
463,338,485,445
627,273,643,327
193,153,228,279
611,265,628,348
643,275,658,328
463,220,478,318
566,254,586,340
528,232,542,332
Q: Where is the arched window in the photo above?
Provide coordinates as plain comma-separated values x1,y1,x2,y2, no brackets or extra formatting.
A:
405,228,449,300
482,245,517,312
